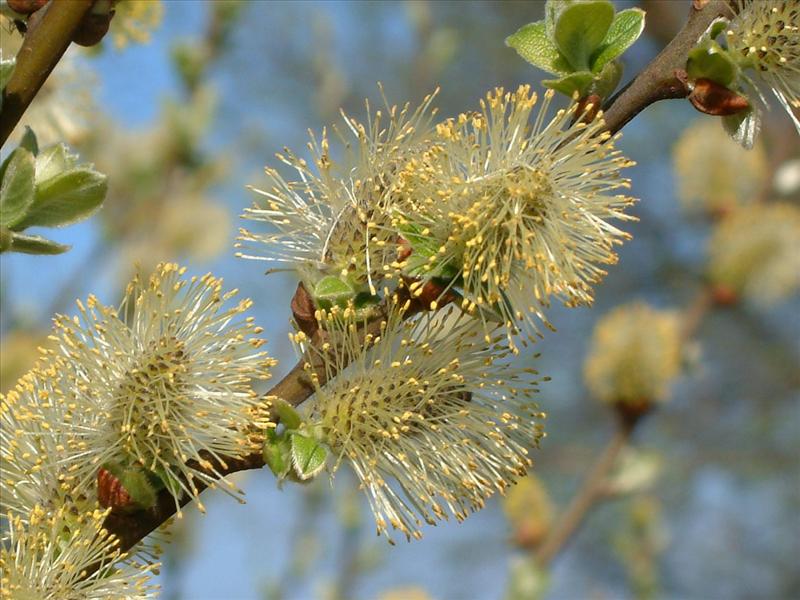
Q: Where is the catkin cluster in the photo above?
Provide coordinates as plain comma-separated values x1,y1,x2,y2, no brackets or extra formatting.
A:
1,263,273,596
242,86,638,539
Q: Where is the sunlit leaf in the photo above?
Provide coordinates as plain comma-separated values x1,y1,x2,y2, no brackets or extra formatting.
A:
13,167,107,230
5,231,70,255
0,147,36,228
553,1,615,71
591,8,646,73
290,433,328,481
313,275,355,307
686,44,739,87
505,21,568,75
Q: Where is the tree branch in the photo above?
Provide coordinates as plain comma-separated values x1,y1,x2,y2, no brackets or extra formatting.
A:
534,415,636,567
103,0,731,559
0,0,94,148
603,0,732,135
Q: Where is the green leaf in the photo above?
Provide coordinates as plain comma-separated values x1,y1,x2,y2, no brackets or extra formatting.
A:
686,44,739,87
0,56,14,91
589,60,624,99
13,167,107,230
0,56,14,112
545,0,576,38
398,221,442,259
290,433,328,481
19,127,38,155
0,147,36,228
543,71,595,97
5,232,70,255
554,1,615,71
274,398,303,430
706,18,728,41
591,8,646,73
505,21,569,75
119,467,158,510
263,433,292,479
35,144,76,182
313,275,355,308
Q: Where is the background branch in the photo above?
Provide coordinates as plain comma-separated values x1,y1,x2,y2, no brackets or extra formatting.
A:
0,0,93,147
532,286,713,566
534,415,637,567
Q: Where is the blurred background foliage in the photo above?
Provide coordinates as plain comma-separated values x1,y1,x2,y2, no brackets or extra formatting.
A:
1,1,798,599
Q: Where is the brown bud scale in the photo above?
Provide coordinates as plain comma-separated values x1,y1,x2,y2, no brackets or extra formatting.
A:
97,466,134,510
689,79,750,116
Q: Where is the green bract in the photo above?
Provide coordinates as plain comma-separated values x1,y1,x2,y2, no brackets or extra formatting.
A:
0,129,108,255
0,56,14,112
313,275,356,308
263,400,329,483
289,434,327,481
686,42,739,87
506,0,645,99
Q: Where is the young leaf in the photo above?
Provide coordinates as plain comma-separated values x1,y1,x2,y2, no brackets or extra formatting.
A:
290,433,328,481
723,108,760,150
12,167,107,230
542,71,595,97
119,467,158,510
151,466,182,499
0,56,14,111
19,127,38,155
35,143,75,182
313,275,355,307
0,147,36,228
545,0,576,38
6,232,70,255
554,1,615,71
273,398,303,431
0,56,14,90
263,433,292,479
590,60,624,99
686,45,738,87
591,8,646,73
505,21,568,75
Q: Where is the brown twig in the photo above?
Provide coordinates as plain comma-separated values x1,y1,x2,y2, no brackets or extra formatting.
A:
531,286,713,566
103,0,730,559
0,0,94,147
603,0,732,135
534,415,637,567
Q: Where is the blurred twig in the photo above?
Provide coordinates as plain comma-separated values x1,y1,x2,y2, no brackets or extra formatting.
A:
534,284,713,567
0,0,94,147
534,415,636,567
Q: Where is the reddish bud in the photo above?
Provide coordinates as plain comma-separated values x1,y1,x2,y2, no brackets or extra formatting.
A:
614,398,654,428
6,0,47,15
72,10,114,47
402,277,458,312
397,237,412,262
291,282,319,338
689,79,750,116
575,94,603,124
97,466,134,511
711,284,738,306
